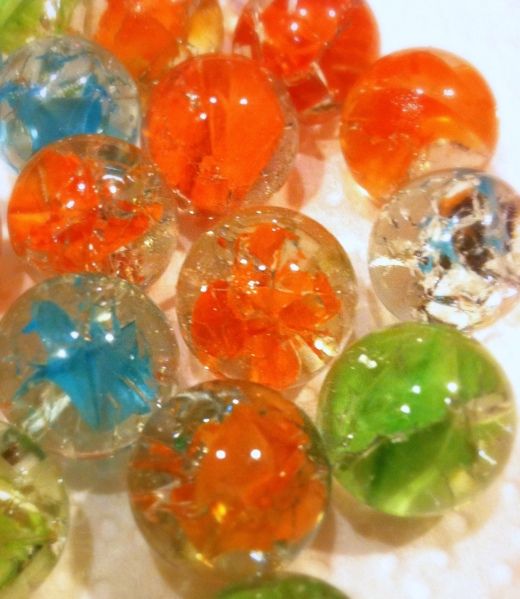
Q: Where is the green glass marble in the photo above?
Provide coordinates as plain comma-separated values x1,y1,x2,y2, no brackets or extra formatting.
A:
0,422,68,595
318,322,516,517
216,574,349,599
0,0,77,56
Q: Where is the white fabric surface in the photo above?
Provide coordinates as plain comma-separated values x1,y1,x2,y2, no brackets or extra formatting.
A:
0,1,519,597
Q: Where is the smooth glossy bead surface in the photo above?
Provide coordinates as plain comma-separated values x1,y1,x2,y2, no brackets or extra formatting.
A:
145,55,298,217
0,35,140,170
340,48,498,202
128,380,331,577
0,422,68,595
177,206,357,389
8,135,177,287
319,323,515,517
369,170,520,329
0,274,178,458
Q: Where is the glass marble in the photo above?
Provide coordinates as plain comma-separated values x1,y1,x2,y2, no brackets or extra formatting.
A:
0,274,178,459
128,380,331,577
144,55,298,217
216,574,350,599
369,170,520,329
0,0,77,57
319,322,516,517
0,35,140,171
177,207,357,389
8,135,178,287
340,48,498,202
75,0,223,91
233,0,380,120
0,422,68,595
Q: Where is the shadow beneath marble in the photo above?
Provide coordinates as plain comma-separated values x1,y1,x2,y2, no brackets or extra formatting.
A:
333,483,440,551
308,507,339,556
59,448,132,495
152,551,227,599
66,506,95,587
0,237,27,315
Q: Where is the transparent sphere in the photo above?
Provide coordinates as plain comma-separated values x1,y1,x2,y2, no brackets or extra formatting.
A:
177,206,357,389
0,35,141,170
216,574,350,599
319,322,516,517
369,170,520,329
74,0,224,91
144,55,298,217
0,0,76,57
8,135,177,287
128,380,331,577
233,0,379,120
0,422,68,595
340,49,498,202
0,274,178,458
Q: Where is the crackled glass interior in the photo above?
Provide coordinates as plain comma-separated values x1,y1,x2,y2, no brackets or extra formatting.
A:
0,422,68,596
177,206,357,389
0,35,140,170
144,54,298,217
319,322,516,517
0,274,178,459
8,135,178,287
128,380,331,577
369,170,520,329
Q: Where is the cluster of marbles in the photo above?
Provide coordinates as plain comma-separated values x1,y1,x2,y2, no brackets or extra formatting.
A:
0,0,77,57
76,0,224,92
128,380,331,577
0,35,140,170
177,206,357,389
233,0,380,120
0,274,178,459
216,574,349,598
0,422,68,595
8,135,178,287
340,48,498,202
145,54,298,217
369,170,520,329
318,322,516,517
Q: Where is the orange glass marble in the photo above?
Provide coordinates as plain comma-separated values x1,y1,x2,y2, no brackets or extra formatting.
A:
340,48,499,203
8,135,177,287
233,0,380,120
177,207,357,389
144,55,298,217
128,380,331,576
77,0,223,90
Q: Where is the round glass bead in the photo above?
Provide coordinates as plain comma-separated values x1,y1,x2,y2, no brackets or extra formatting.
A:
177,206,357,389
0,274,178,459
216,574,349,599
8,135,178,287
144,55,298,217
319,322,516,517
76,0,224,90
233,0,379,120
340,48,498,202
0,422,68,595
128,380,331,577
0,35,140,170
0,0,76,57
369,170,520,329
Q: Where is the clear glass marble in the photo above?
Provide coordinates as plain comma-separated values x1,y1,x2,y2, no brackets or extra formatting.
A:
0,35,140,170
8,135,177,287
0,274,178,459
128,380,331,577
369,170,520,329
0,422,68,595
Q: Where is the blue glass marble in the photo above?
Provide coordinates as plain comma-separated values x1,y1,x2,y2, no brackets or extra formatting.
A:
0,274,178,458
0,35,140,170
